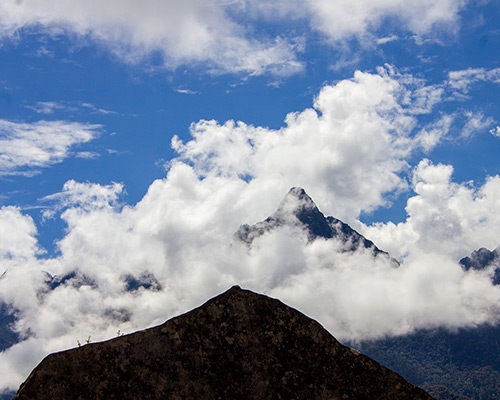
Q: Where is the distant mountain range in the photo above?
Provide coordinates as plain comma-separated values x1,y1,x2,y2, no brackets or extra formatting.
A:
2,187,500,399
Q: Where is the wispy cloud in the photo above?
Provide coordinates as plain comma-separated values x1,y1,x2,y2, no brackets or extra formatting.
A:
175,88,199,95
26,101,117,116
74,151,99,159
26,101,72,115
0,120,102,176
461,110,494,138
448,67,500,95
377,35,399,45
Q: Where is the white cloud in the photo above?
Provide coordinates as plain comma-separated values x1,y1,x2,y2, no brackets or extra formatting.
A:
301,0,466,42
26,101,117,116
0,120,101,176
461,111,494,138
42,180,125,213
246,0,467,44
2,67,500,391
377,35,399,45
0,0,302,77
0,0,468,76
0,206,40,262
74,151,99,159
361,159,500,262
26,101,69,115
173,67,424,221
175,88,199,95
448,67,500,95
490,126,500,138
415,114,454,152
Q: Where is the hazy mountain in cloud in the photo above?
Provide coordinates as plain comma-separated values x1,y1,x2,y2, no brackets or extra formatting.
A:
237,187,397,264
0,303,18,352
14,286,434,400
460,246,500,285
45,270,161,294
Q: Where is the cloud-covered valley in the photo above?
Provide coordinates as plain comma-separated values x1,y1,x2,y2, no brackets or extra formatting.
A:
1,66,500,391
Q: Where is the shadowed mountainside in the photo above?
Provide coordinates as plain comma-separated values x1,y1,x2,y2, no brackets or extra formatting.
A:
14,286,434,400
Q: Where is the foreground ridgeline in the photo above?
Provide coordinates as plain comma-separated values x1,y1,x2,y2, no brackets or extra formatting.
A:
14,286,433,400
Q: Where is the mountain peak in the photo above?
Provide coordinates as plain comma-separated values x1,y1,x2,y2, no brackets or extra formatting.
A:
14,287,434,400
236,188,395,262
274,187,321,222
276,187,316,213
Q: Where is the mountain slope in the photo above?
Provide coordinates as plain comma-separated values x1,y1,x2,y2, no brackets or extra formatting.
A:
354,324,500,400
14,286,434,400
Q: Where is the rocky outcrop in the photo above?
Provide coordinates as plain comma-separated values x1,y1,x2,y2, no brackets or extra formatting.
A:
15,286,433,400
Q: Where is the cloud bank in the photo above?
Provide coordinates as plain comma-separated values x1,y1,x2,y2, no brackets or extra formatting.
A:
1,67,500,391
0,0,468,75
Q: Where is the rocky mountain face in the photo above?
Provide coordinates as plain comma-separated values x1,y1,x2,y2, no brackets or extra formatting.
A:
14,286,434,400
236,187,397,264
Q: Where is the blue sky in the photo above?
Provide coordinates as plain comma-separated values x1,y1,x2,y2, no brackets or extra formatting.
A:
2,0,500,392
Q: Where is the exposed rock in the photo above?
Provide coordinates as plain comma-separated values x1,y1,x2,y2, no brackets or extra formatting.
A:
14,286,433,400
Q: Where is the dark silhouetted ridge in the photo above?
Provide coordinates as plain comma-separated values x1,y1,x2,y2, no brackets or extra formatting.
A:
14,286,433,400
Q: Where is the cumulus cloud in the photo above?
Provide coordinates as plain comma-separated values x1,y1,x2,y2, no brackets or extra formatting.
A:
0,120,101,176
173,67,425,221
2,67,500,391
0,0,468,76
361,159,500,262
